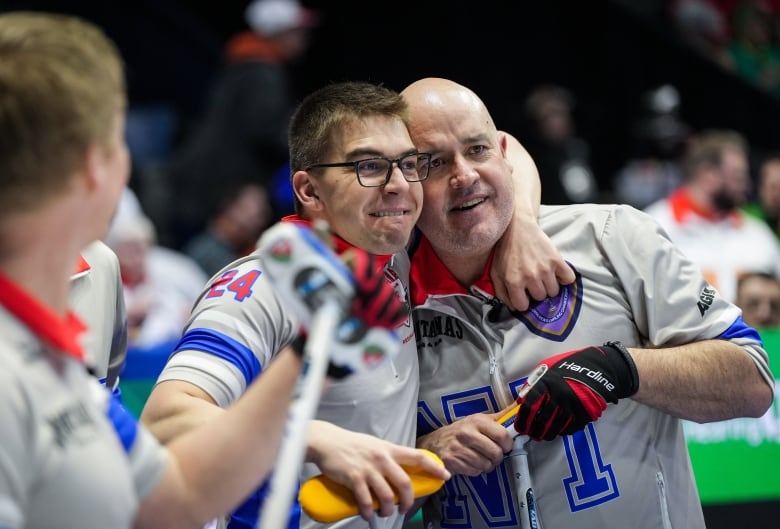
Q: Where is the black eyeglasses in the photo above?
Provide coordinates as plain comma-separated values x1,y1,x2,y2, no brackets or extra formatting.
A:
305,153,432,187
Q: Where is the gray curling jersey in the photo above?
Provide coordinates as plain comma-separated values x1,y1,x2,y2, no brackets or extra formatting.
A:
0,296,167,529
156,231,418,529
410,204,774,529
70,240,128,389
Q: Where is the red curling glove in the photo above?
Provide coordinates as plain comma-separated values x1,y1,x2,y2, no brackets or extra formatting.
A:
345,249,408,330
514,342,639,441
314,248,408,380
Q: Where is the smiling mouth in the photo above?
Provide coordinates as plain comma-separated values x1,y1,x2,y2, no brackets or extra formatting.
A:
371,211,405,217
453,198,485,211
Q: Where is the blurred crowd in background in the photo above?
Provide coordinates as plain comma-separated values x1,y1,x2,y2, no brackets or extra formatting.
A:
5,0,780,394
0,2,776,526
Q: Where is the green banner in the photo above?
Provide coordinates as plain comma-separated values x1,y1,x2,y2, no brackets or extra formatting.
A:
685,329,780,504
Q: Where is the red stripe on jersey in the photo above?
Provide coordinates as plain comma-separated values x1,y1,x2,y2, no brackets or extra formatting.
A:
0,271,86,361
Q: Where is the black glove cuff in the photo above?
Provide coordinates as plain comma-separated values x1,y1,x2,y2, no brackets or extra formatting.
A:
290,334,353,379
326,363,352,379
290,334,307,358
603,341,640,397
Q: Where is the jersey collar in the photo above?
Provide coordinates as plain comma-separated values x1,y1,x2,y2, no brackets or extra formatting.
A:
0,271,86,362
408,234,495,306
668,188,743,226
70,254,91,280
225,30,284,64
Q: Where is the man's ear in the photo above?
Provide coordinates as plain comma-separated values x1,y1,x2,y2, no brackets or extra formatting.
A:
292,170,322,210
497,130,509,158
496,131,513,175
82,143,107,193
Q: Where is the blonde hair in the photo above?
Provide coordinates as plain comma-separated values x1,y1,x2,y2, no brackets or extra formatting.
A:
683,129,748,181
0,12,126,217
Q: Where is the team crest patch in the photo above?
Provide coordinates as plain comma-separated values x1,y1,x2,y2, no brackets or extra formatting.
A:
269,239,292,261
512,265,582,341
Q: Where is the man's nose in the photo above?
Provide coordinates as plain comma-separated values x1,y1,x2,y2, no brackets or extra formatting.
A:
449,156,478,188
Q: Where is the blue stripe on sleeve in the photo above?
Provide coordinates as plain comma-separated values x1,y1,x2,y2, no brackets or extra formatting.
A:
717,315,763,345
227,476,301,529
173,328,263,386
106,391,138,452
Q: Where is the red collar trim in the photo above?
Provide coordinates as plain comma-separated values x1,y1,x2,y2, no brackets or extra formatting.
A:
70,254,91,281
409,235,495,306
225,31,284,64
74,255,90,274
281,215,392,269
668,188,743,226
0,271,86,361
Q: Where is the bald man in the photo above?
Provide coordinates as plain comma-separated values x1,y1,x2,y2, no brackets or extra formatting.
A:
403,77,773,529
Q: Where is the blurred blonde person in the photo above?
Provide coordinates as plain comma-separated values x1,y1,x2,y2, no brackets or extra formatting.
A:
106,189,207,350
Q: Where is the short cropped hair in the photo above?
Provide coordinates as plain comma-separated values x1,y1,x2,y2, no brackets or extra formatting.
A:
737,270,780,292
288,81,408,212
0,12,125,217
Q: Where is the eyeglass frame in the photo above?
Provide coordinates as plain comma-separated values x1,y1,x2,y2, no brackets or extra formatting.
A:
304,153,432,188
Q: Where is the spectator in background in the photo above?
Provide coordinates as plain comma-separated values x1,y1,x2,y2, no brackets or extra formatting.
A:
184,183,273,277
743,151,780,238
670,0,734,68
613,84,691,209
105,189,208,352
522,84,600,204
736,271,780,327
163,0,318,249
726,0,780,97
644,128,780,301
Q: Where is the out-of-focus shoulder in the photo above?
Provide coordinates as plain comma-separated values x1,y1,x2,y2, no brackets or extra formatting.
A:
81,240,120,269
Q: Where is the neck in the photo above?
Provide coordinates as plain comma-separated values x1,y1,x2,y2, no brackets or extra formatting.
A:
684,184,722,215
0,207,89,316
436,249,490,288
684,184,705,205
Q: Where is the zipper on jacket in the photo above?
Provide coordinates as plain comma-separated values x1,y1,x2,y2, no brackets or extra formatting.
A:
471,289,514,408
656,471,672,529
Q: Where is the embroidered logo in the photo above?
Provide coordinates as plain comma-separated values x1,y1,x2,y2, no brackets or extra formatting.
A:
513,265,582,341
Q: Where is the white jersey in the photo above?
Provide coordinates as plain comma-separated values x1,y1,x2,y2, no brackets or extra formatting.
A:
644,189,780,302
156,216,418,529
0,273,168,529
410,204,773,529
69,240,127,389
126,245,209,349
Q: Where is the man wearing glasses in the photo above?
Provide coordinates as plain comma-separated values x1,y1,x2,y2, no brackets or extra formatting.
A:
305,153,432,187
141,81,571,529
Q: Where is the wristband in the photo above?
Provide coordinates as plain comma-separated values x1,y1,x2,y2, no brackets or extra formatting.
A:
603,340,640,396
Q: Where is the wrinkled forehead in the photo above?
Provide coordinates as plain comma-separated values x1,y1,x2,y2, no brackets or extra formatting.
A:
327,114,415,159
410,110,496,154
